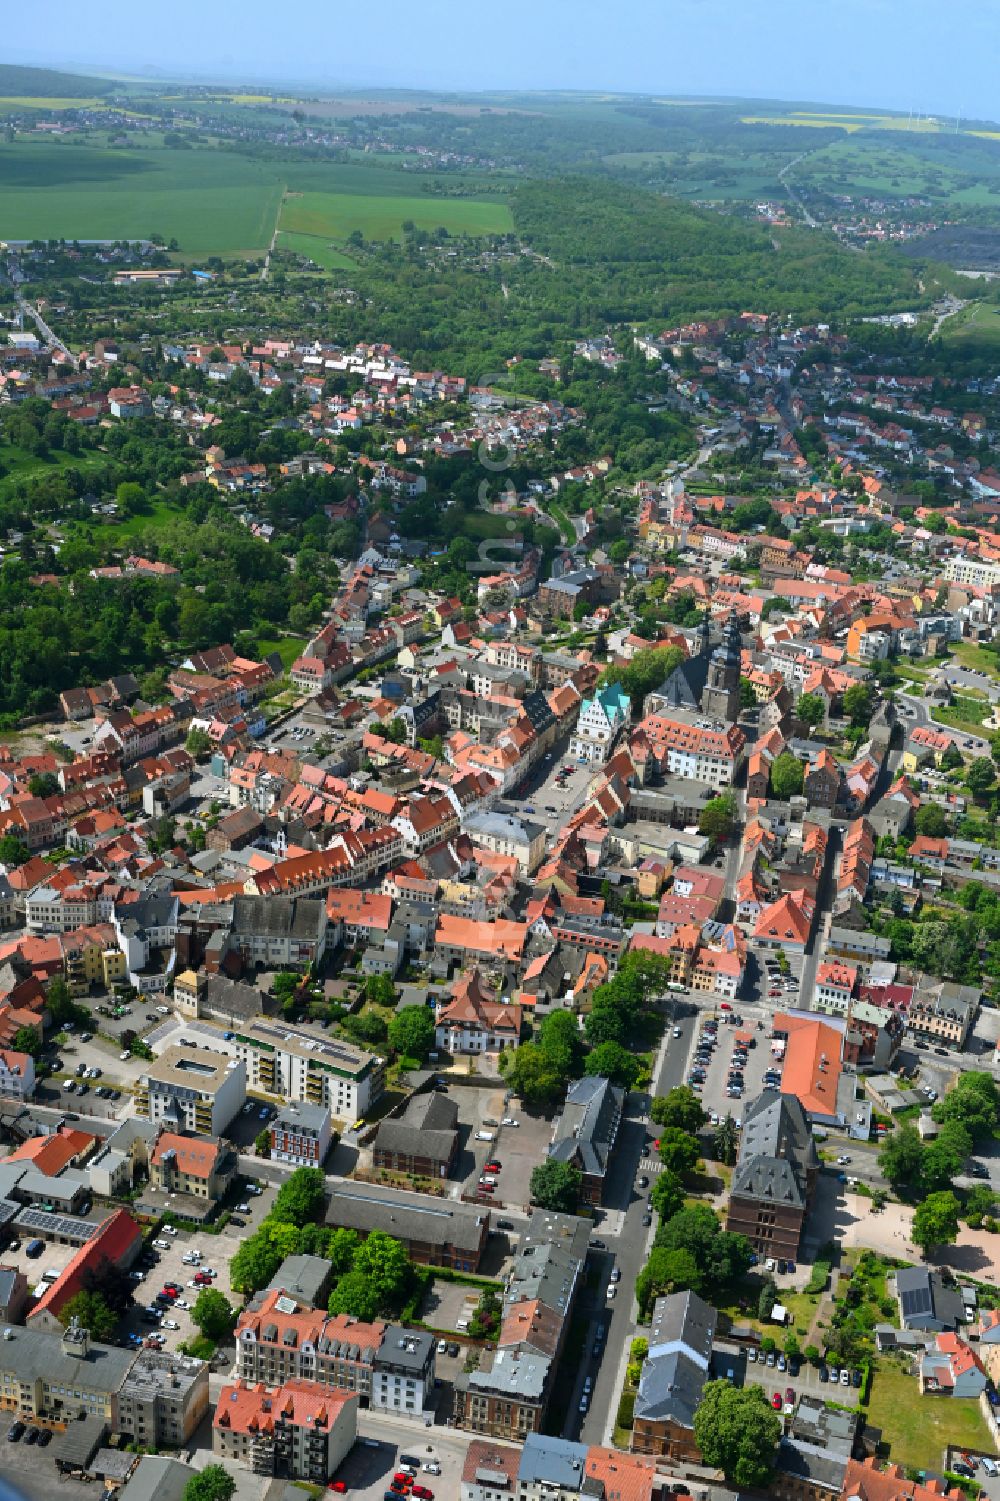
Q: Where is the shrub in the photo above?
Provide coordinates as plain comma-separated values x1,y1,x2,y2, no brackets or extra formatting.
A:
617,1391,635,1430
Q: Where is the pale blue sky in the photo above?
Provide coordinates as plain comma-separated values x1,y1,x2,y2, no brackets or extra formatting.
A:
8,0,998,121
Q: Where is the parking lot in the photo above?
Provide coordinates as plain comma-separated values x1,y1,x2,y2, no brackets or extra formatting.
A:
122,1185,275,1357
340,1423,467,1501
502,749,597,842
684,1012,777,1126
451,1090,551,1213
2,1233,78,1295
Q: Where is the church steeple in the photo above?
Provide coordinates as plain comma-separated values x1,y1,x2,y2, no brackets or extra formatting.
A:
700,608,743,722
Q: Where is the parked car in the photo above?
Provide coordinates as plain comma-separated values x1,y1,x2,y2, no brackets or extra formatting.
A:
771,1392,782,1410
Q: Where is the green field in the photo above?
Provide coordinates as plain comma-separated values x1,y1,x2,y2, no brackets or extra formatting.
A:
278,189,513,243
256,636,307,670
940,301,1000,349
0,140,511,260
274,231,358,270
866,1361,995,1471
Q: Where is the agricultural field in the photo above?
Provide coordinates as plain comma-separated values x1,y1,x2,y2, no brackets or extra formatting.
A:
742,110,942,133
277,189,513,244
0,139,511,260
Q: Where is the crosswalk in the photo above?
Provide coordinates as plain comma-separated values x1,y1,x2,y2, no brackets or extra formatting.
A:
637,1156,664,1176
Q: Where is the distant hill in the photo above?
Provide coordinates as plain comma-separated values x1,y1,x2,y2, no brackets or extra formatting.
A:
0,63,114,97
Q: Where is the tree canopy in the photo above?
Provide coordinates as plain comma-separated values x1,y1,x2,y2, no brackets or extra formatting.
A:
530,1159,582,1213
693,1380,781,1488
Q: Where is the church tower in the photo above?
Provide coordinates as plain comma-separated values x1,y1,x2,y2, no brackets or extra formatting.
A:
700,609,743,722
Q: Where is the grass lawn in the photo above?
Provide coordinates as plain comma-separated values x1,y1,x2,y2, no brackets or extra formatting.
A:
933,694,992,739
866,1360,995,1471
546,501,577,546
274,230,358,270
949,640,1000,677
278,189,513,243
0,443,107,493
256,636,306,671
941,302,1000,351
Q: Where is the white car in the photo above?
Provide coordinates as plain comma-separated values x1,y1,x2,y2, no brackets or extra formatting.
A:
153,1239,170,1250
201,1268,217,1278
163,1226,178,1237
437,1339,447,1354
237,1202,250,1213
836,1155,851,1166
673,1026,682,1037
174,1299,190,1309
187,1280,203,1289
161,1319,179,1330
606,1284,616,1299
422,1463,441,1475
501,1117,520,1127
119,1050,131,1061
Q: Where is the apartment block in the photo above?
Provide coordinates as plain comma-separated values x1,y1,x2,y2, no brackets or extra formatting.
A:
134,1044,246,1135
231,1019,383,1126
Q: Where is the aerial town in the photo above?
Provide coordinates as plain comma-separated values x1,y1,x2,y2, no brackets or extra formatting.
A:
0,66,999,1501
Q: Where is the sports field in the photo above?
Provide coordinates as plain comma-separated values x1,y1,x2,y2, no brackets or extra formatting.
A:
0,139,512,259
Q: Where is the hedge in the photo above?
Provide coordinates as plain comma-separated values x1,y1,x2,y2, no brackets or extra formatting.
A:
617,1392,635,1430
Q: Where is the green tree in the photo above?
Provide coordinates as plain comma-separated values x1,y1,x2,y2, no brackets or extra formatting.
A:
499,1042,565,1110
941,741,964,772
932,1072,999,1141
185,727,213,759
326,1228,360,1275
387,1004,435,1060
584,1040,641,1090
967,757,996,800
272,1166,326,1226
651,1086,707,1134
115,481,147,518
657,1128,699,1177
364,973,397,1007
921,1120,973,1193
878,1122,924,1192
253,1127,271,1158
699,793,737,846
184,1467,236,1501
912,1190,960,1256
530,1159,582,1212
770,752,804,799
352,1231,412,1308
192,1287,237,1341
59,1289,117,1341
650,1170,685,1222
655,1203,751,1295
538,1009,584,1077
914,802,948,838
693,1380,781,1488
327,1269,386,1322
843,682,875,727
598,645,684,716
636,1246,699,1316
27,771,59,798
12,1025,40,1060
714,1114,739,1166
796,693,826,730
0,833,29,866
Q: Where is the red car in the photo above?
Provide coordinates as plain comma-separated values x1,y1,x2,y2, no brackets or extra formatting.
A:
328,1482,348,1493
485,1161,502,1172
159,1289,177,1300
194,1272,212,1284
478,1182,495,1194
412,1488,434,1499
393,1475,412,1487
771,1392,783,1410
